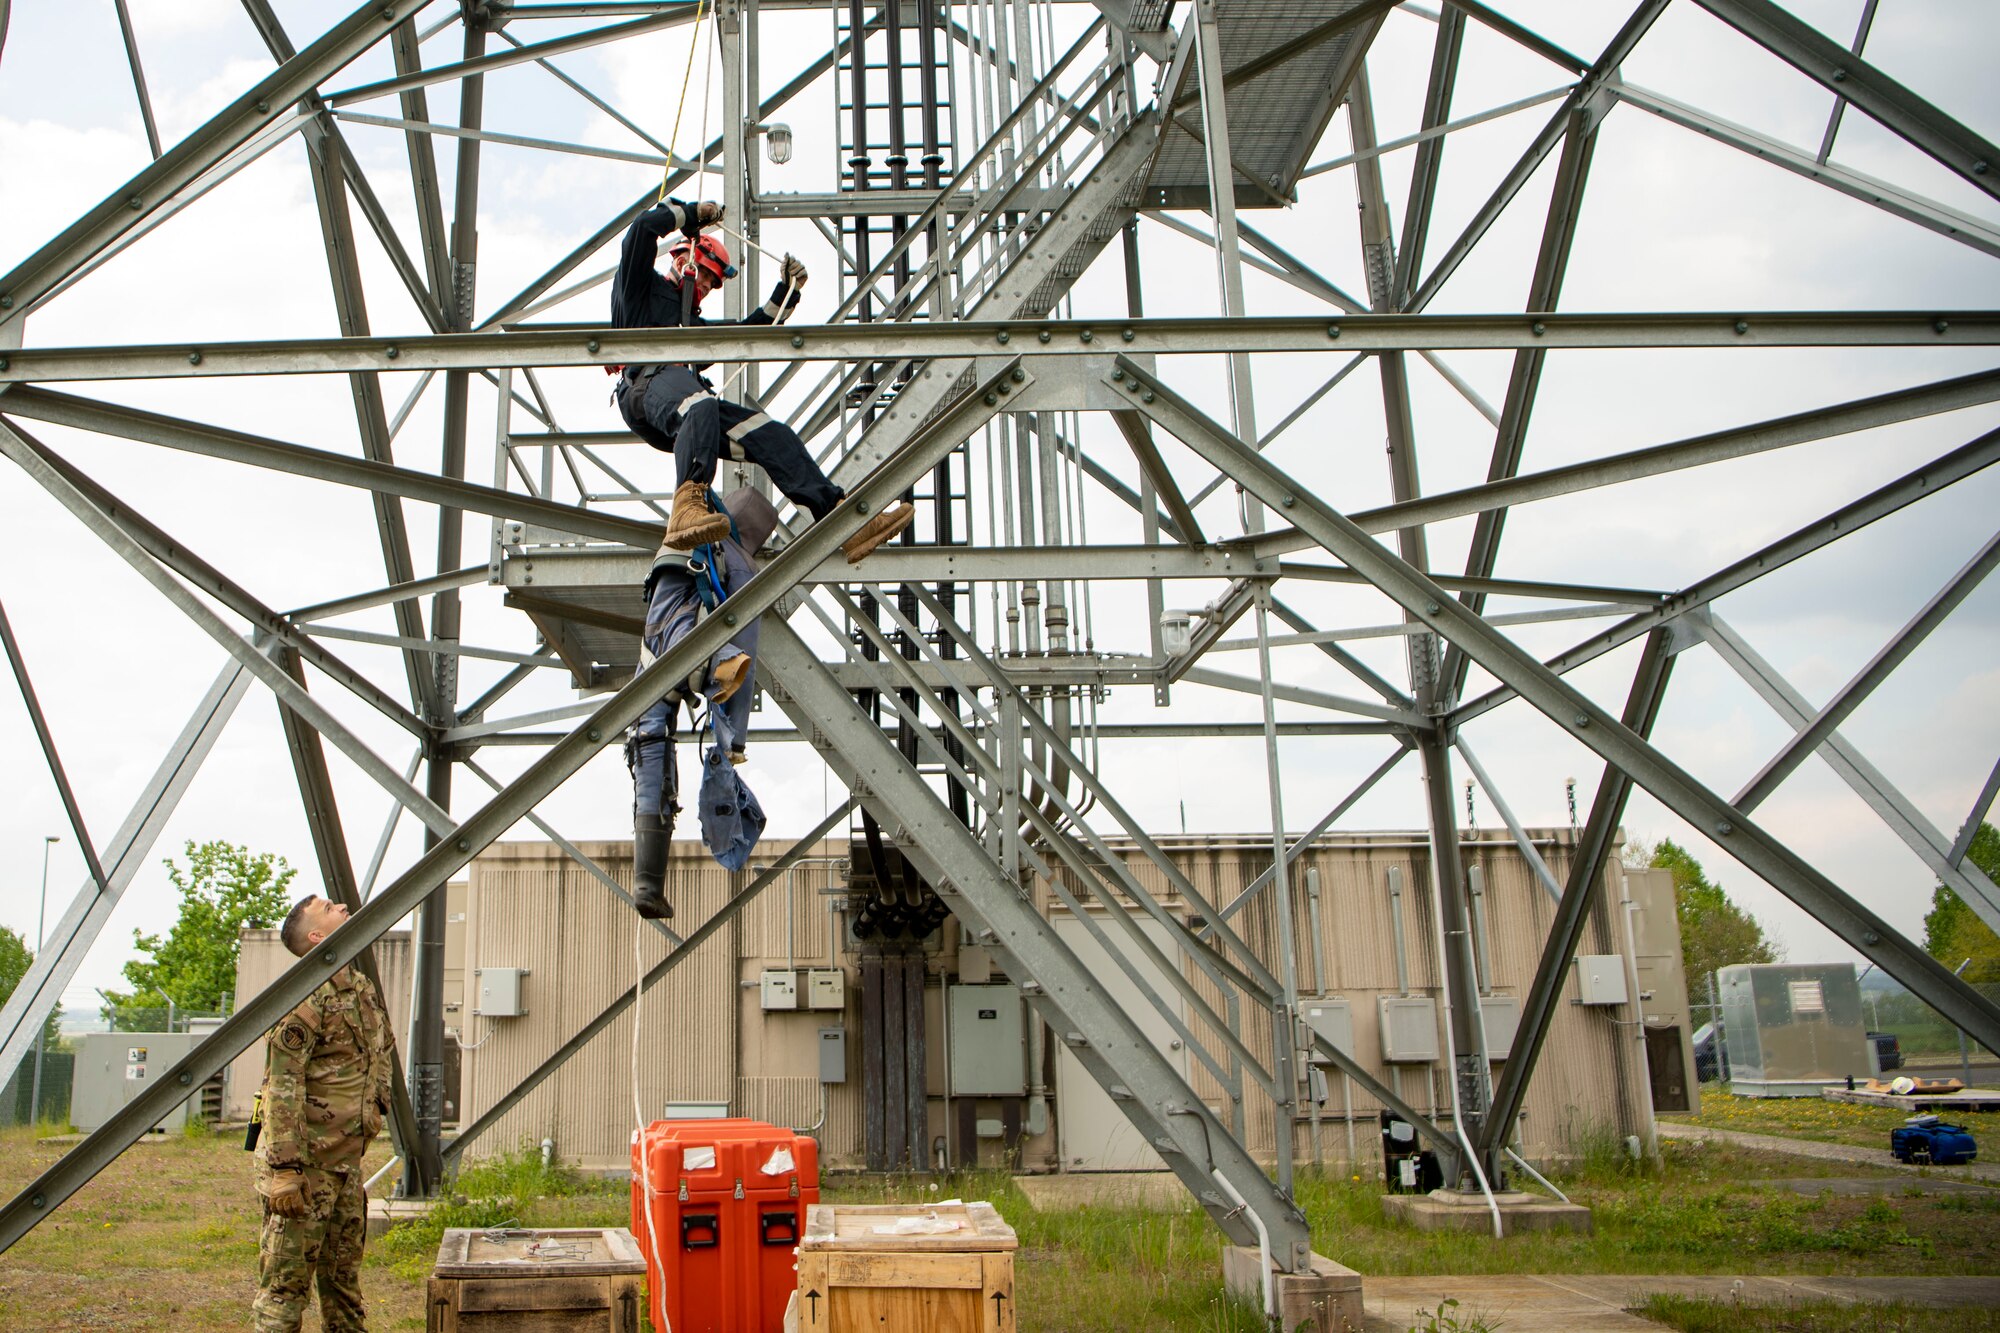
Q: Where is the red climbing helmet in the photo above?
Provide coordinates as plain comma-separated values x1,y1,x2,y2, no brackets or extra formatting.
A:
668,233,737,284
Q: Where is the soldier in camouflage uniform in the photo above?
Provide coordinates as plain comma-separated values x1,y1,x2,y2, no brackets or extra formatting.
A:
252,894,396,1333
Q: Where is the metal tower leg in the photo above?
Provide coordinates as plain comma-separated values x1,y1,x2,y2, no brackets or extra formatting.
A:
758,619,1315,1273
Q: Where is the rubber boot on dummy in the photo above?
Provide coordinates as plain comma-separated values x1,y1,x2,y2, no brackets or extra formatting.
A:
632,812,674,919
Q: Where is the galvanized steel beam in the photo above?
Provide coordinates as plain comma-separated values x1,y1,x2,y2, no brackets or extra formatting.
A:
1696,611,2000,935
8,312,1997,384
0,346,1009,1252
1479,626,1679,1151
1449,425,2000,728
1109,354,2000,1054
0,663,249,1083
440,803,853,1166
0,0,432,326
1691,0,2000,203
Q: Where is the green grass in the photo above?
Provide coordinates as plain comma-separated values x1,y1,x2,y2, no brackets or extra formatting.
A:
5,1128,1997,1331
1635,1293,2000,1331
1290,1139,1998,1277
818,1171,1265,1331
1662,1087,1995,1151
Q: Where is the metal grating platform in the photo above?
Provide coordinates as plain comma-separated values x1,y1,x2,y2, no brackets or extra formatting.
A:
1144,0,1385,210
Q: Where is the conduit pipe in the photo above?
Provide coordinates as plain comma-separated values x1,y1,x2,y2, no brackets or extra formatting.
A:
1423,855,1502,1238
1211,1168,1277,1327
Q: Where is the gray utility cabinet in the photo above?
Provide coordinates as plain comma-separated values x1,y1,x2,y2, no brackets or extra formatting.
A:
1717,963,1871,1097
947,984,1026,1096
72,1032,205,1133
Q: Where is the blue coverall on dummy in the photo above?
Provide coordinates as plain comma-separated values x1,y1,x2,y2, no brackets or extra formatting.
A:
626,488,776,919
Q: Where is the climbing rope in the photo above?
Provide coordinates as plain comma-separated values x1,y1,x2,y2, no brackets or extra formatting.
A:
633,911,673,1332
658,0,711,203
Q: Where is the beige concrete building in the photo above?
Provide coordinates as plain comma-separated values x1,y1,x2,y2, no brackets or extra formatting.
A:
449,831,1694,1176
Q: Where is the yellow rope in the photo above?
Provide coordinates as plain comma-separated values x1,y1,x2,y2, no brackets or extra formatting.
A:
659,0,712,204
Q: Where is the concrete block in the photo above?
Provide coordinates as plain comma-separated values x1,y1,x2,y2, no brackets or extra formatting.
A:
1380,1188,1592,1235
1223,1247,1366,1332
365,1196,434,1240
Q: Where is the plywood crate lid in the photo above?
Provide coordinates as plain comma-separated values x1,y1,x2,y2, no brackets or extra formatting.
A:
801,1201,1016,1252
433,1226,646,1278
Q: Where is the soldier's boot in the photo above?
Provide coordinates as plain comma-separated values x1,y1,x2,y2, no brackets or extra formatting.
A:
664,481,732,551
841,499,915,563
632,812,674,919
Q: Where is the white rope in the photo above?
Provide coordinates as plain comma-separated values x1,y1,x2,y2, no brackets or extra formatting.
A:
633,909,674,1332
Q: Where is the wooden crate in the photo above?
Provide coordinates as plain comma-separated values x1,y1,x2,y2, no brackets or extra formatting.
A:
427,1227,646,1333
793,1201,1017,1333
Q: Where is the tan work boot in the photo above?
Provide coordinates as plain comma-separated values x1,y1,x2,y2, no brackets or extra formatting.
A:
841,499,916,563
710,652,752,703
664,480,732,551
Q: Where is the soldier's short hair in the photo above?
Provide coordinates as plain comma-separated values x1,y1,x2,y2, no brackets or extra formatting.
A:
280,897,320,957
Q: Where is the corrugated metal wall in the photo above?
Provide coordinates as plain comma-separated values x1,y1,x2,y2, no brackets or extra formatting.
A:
461,841,737,1165
454,830,1670,1172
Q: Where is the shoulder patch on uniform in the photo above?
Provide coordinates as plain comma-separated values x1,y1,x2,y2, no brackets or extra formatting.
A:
278,1021,311,1052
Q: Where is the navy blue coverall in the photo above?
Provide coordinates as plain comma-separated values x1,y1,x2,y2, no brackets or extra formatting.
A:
610,198,843,519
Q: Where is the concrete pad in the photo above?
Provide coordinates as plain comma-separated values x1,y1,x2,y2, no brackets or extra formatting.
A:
1821,1086,2000,1113
1360,1275,1656,1332
1223,1247,1364,1333
1013,1171,1195,1211
366,1196,435,1239
1355,1273,2000,1330
1380,1188,1592,1234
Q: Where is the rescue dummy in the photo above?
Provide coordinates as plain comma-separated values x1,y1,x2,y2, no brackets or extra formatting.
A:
627,487,781,919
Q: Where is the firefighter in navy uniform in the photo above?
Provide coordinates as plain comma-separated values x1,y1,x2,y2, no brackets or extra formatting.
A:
610,196,915,556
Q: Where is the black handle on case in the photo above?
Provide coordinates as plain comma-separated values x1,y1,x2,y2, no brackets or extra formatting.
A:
759,1208,799,1246
682,1212,720,1249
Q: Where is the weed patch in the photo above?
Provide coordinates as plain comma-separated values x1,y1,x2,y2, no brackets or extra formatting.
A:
1634,1293,2000,1331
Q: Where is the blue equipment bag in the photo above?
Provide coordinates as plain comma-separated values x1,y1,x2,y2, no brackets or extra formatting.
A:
1890,1115,1977,1166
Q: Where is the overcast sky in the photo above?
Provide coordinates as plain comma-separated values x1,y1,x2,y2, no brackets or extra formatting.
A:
1,0,1996,1013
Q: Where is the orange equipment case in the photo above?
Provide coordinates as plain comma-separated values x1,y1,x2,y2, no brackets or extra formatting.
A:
631,1117,820,1333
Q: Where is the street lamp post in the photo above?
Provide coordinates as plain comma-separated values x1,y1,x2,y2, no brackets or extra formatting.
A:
29,835,58,1126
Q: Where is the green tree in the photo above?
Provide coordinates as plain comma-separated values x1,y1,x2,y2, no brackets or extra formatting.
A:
0,927,61,1050
1922,821,2000,984
100,841,295,1031
1648,837,1779,990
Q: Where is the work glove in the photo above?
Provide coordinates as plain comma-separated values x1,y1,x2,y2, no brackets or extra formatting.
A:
780,253,808,288
686,200,725,234
267,1169,310,1220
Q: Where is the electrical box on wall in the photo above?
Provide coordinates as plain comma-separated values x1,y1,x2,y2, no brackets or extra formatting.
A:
806,969,844,1010
1480,994,1522,1058
818,1026,847,1084
1378,996,1440,1062
1576,956,1629,1006
760,969,798,1010
948,984,1026,1096
1302,997,1354,1064
474,967,527,1018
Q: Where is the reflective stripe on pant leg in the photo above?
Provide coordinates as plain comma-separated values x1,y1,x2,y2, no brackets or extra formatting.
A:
728,409,843,518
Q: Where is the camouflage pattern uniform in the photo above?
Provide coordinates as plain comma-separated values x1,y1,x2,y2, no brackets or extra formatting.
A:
252,966,395,1332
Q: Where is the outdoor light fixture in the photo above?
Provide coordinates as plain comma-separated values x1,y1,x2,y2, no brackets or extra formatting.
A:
763,122,793,165
1159,611,1193,656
